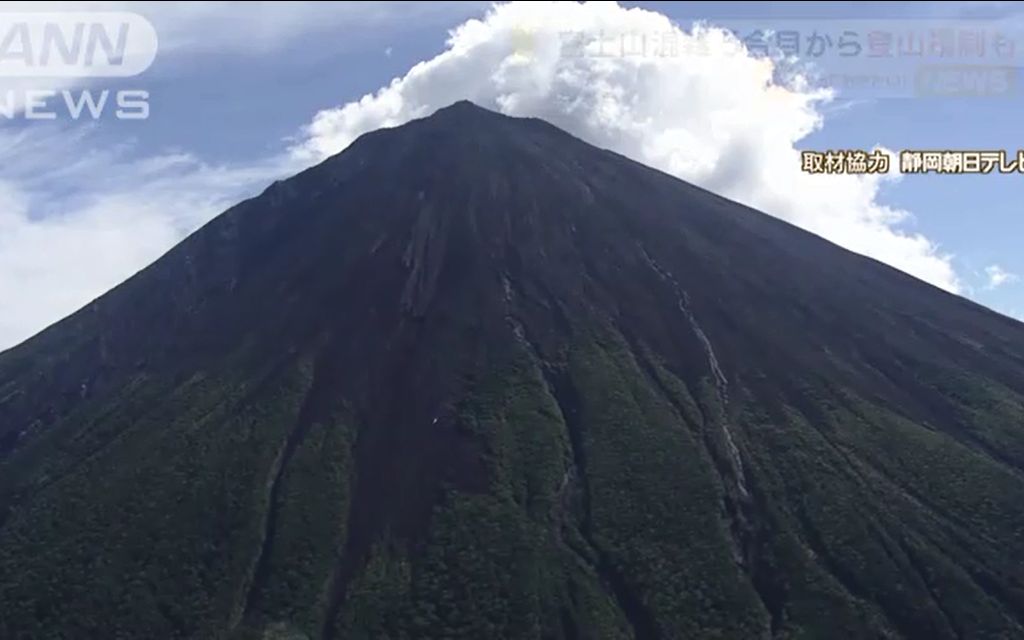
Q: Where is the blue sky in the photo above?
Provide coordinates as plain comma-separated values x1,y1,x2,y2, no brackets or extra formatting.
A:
0,1,1022,349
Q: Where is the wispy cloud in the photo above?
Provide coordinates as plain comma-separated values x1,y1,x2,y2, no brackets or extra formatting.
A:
985,264,1019,290
0,123,299,350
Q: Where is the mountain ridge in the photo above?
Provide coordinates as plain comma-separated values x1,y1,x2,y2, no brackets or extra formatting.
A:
3,99,1012,357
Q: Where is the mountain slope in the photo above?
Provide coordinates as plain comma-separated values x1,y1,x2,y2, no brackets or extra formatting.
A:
2,101,1024,640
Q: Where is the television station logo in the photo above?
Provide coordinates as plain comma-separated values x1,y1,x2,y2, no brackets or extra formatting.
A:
0,12,158,120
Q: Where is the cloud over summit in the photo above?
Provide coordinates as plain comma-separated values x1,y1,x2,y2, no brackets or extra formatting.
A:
293,0,960,294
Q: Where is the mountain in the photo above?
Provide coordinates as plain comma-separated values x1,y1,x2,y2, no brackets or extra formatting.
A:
2,101,1024,640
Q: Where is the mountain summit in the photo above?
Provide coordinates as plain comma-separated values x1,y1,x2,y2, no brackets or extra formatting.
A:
2,102,1024,639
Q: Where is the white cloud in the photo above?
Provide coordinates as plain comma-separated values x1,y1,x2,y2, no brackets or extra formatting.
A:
985,264,1018,290
290,0,961,294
